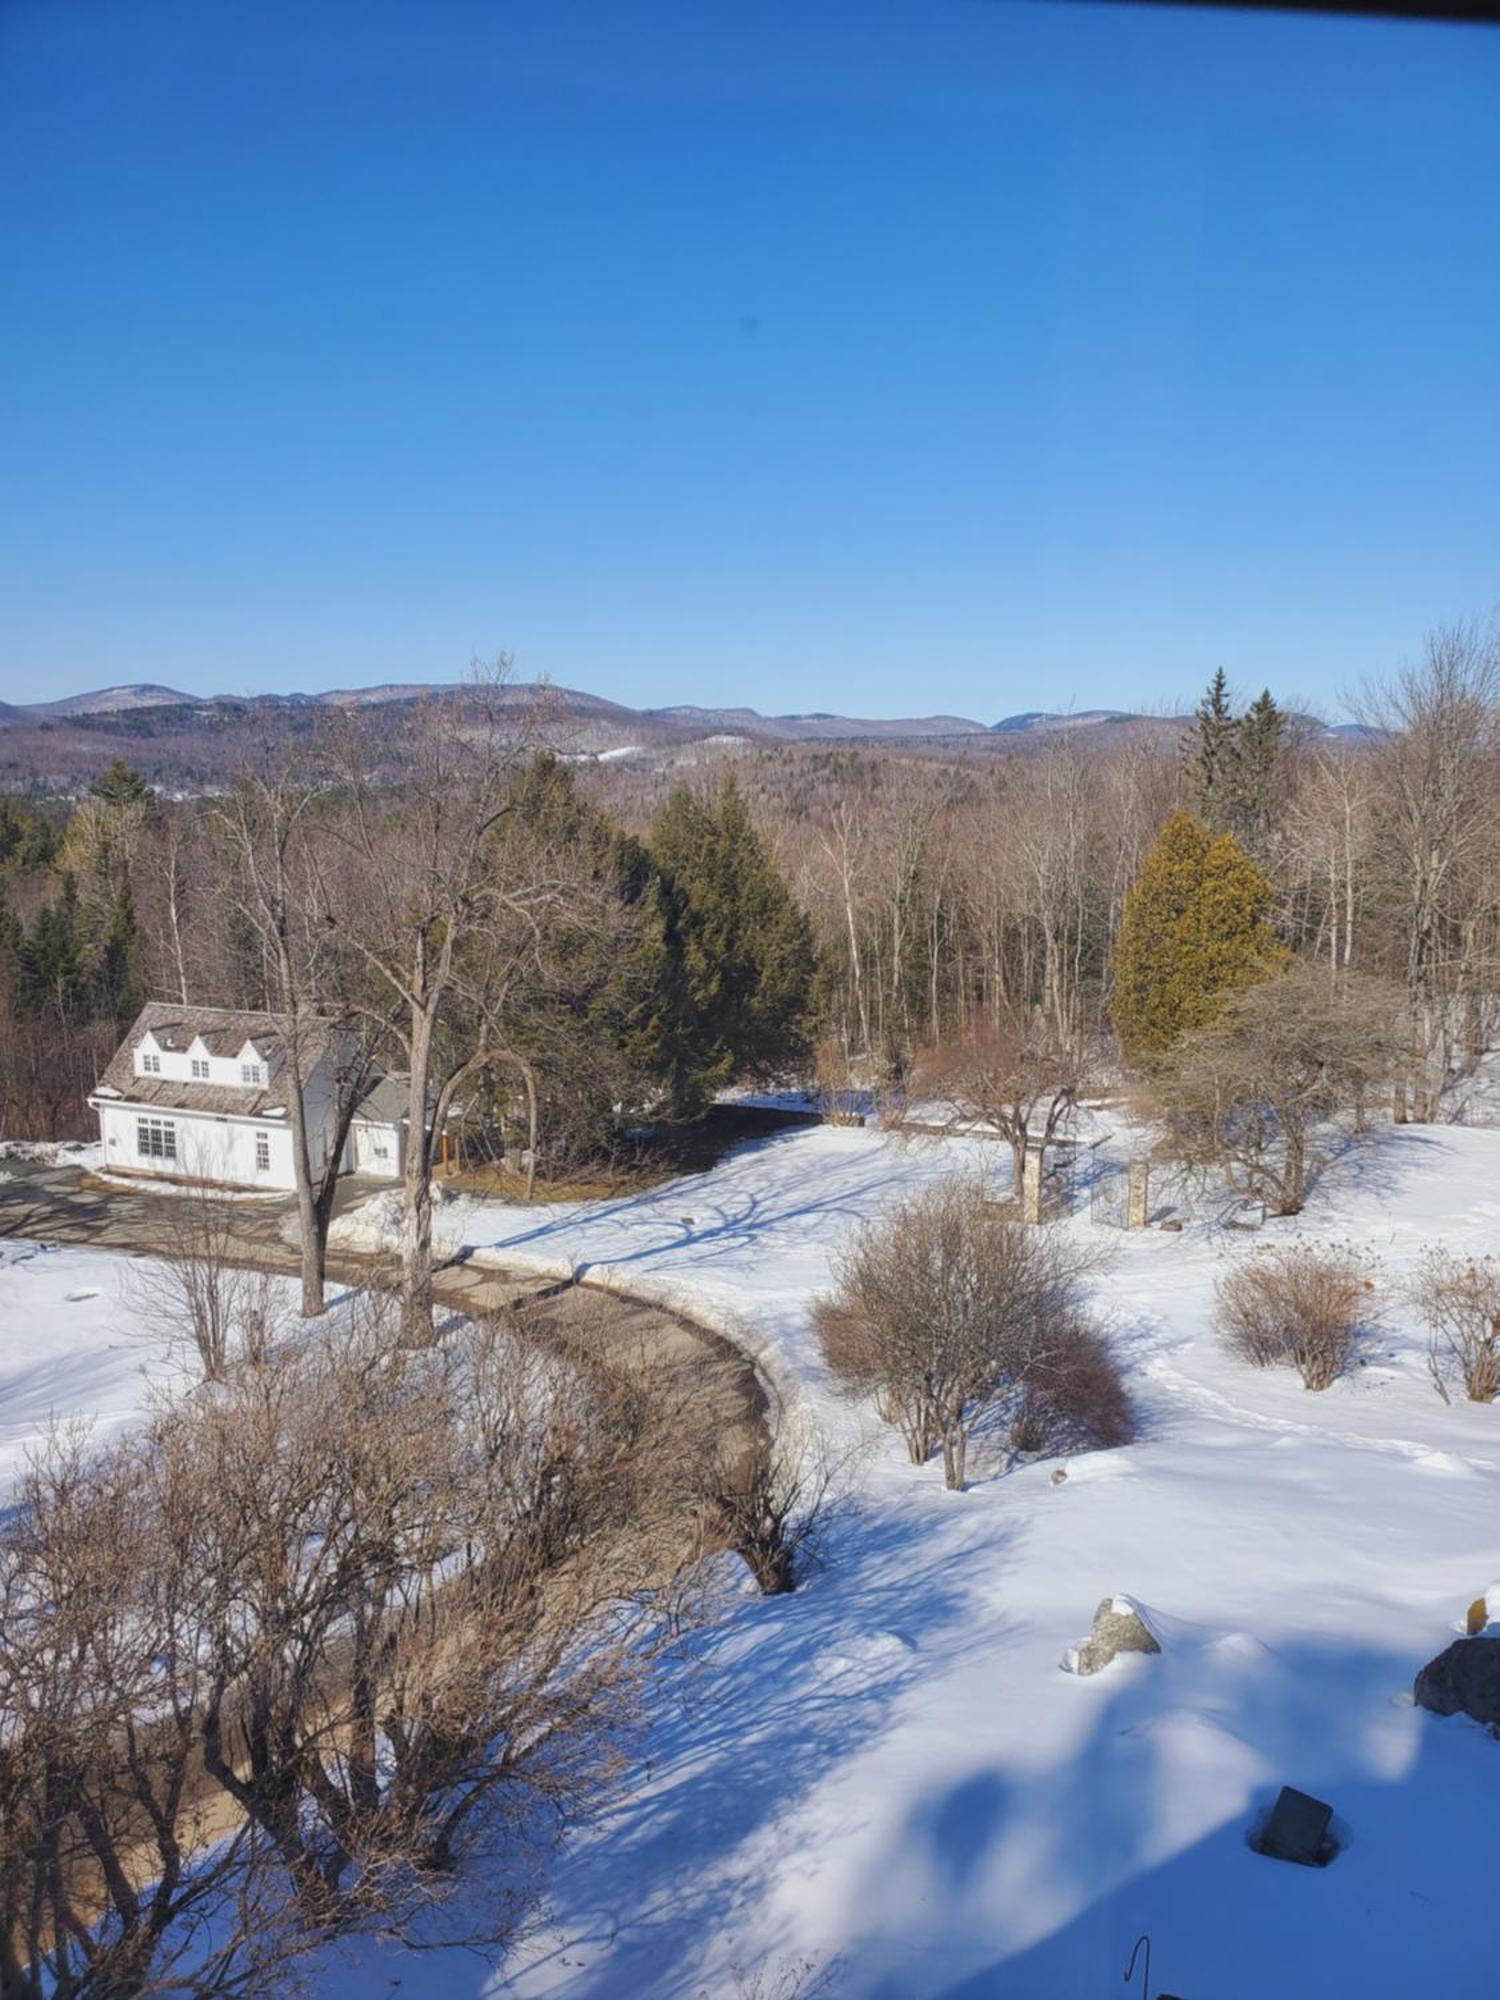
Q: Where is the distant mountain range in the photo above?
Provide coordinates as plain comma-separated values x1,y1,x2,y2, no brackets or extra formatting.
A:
0,682,1369,793
0,680,1160,740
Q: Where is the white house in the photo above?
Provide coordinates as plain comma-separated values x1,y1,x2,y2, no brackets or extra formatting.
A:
89,1003,407,1192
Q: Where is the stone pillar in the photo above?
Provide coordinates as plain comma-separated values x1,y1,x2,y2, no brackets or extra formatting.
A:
1126,1159,1149,1231
1021,1151,1043,1225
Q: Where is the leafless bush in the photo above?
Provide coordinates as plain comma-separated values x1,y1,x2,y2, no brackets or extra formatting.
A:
815,1181,1128,1487
0,1428,301,1998
1215,1244,1379,1390
696,1421,845,1595
1008,1309,1136,1457
1412,1248,1500,1403
702,1955,842,2000
0,1287,697,1993
123,1179,291,1380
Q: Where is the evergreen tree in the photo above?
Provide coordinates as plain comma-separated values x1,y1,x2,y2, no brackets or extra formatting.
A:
1188,669,1237,831
0,797,61,871
89,759,155,810
650,774,818,1111
1111,811,1285,1064
496,753,685,1147
95,881,145,1029
1227,688,1285,860
0,895,21,970
18,875,89,1022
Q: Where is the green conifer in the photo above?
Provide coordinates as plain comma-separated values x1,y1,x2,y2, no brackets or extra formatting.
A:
1188,669,1237,832
1111,811,1285,1063
1227,688,1285,860
95,881,145,1028
650,774,817,1111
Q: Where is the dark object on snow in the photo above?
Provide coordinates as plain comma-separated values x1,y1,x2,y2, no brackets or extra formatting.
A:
1414,1636,1500,1726
1254,1786,1334,1866
1049,1465,1068,1486
1122,1933,1185,1999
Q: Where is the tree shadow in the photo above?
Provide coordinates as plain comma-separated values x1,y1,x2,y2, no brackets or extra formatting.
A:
463,1130,950,1279
831,1632,1497,2000
503,1501,1023,1999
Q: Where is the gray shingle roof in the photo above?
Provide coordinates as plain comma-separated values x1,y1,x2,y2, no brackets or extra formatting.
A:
352,1073,411,1126
94,1002,341,1118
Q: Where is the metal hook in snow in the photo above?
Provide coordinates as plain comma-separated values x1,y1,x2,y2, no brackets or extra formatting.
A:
1123,1935,1152,1993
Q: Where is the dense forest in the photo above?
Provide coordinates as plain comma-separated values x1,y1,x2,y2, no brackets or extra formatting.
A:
3,623,1498,1180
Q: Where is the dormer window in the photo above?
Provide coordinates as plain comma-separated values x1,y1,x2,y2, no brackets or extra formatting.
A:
141,1051,161,1075
241,1062,263,1085
191,1058,210,1081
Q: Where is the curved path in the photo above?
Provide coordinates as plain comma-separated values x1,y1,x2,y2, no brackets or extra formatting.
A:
0,1162,770,1477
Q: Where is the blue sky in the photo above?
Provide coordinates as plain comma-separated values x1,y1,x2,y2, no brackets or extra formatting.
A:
2,0,1497,721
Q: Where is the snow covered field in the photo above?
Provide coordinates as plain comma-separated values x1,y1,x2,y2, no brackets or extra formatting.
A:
0,1240,175,1491
8,1107,1500,1996
322,1110,1500,2000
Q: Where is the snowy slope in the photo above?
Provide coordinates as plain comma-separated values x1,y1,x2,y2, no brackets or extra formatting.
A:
319,1113,1500,2000
9,1110,1500,1996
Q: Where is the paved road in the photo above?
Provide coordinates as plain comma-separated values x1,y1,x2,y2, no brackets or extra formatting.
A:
0,1162,768,1474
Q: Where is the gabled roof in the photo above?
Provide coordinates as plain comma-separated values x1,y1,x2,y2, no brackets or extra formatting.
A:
352,1073,411,1127
96,1002,343,1119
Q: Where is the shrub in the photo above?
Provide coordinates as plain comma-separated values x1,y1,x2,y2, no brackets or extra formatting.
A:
815,1181,1132,1486
1009,1311,1137,1457
1215,1244,1378,1390
1412,1249,1500,1404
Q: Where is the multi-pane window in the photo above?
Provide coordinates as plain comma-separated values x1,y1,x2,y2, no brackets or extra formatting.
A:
242,1063,263,1085
140,1052,161,1074
191,1058,210,1080
136,1117,176,1161
255,1131,271,1172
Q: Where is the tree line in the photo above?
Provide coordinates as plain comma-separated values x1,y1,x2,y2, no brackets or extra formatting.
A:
4,618,1499,1275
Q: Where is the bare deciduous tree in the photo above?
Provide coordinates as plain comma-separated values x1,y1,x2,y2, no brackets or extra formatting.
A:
318,670,559,1340
1162,966,1402,1214
124,1179,291,1380
916,1006,1086,1195
219,766,378,1317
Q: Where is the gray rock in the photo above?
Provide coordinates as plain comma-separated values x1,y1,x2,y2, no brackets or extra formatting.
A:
1063,1595,1161,1676
1414,1636,1500,1726
1254,1785,1334,1867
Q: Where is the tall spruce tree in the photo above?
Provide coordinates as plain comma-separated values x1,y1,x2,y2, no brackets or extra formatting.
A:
1227,687,1285,860
95,881,145,1029
650,774,818,1111
1111,811,1285,1063
18,875,89,1022
497,753,686,1146
1188,669,1237,831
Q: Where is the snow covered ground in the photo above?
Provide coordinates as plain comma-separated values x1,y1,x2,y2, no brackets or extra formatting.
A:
0,1239,298,1495
9,1104,1500,1995
320,1108,1500,2000
0,1239,180,1492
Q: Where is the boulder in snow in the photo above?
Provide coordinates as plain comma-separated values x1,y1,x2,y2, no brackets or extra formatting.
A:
1062,1595,1161,1676
1464,1584,1500,1635
1414,1636,1500,1727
